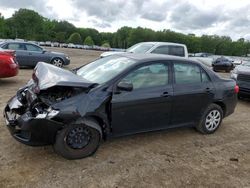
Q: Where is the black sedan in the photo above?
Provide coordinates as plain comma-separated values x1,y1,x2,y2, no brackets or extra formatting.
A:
231,61,250,97
0,41,70,67
212,56,234,72
4,54,238,159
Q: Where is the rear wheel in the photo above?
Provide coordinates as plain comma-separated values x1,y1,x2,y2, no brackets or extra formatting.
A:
196,104,223,134
51,58,64,67
53,123,101,159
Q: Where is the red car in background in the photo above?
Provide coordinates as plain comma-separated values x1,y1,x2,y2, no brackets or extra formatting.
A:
0,49,19,78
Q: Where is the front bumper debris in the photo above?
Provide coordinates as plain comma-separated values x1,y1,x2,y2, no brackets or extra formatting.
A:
3,94,63,146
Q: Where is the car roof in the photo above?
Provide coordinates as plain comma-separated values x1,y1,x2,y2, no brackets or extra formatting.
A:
115,53,196,64
135,41,186,47
1,41,39,45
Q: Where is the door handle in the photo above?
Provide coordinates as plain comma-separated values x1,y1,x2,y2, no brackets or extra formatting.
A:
161,91,169,97
29,52,32,55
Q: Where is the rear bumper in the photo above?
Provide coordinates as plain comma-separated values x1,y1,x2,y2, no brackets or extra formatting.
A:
212,65,234,71
0,63,19,78
3,96,63,146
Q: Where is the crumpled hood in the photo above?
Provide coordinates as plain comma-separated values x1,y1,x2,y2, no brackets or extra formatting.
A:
234,65,250,75
33,62,95,90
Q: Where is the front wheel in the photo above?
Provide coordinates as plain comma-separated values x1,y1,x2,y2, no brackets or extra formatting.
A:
196,104,223,134
51,58,64,67
53,123,101,159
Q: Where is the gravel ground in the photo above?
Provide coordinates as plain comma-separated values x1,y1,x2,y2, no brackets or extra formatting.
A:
0,48,249,188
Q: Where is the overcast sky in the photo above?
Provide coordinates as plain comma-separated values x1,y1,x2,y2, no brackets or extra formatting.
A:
0,0,250,40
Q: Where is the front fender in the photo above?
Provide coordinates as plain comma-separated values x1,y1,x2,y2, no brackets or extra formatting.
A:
75,117,103,138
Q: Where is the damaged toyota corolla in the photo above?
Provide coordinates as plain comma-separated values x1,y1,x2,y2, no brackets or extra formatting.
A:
4,54,238,159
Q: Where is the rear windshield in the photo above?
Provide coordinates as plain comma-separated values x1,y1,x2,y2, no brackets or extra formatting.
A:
152,45,185,57
127,43,154,53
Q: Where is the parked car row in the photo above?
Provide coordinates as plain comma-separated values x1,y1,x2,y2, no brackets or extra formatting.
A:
39,41,111,51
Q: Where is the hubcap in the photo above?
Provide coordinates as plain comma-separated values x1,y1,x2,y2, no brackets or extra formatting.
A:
66,127,91,149
205,110,221,131
52,59,63,67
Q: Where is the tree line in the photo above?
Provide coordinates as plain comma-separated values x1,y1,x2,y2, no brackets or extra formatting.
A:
0,8,250,56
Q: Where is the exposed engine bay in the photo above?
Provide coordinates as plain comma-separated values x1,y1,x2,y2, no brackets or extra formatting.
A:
15,85,87,119
39,86,86,105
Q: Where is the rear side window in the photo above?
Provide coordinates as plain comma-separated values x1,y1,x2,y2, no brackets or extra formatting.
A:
151,46,169,55
151,45,185,57
6,43,25,50
169,46,185,57
174,63,202,84
25,44,42,52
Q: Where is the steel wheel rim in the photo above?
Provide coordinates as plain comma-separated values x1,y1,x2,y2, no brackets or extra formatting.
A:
205,110,221,131
52,59,63,67
66,127,91,149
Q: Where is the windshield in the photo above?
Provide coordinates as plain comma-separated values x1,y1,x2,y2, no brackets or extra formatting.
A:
76,56,136,84
127,43,154,53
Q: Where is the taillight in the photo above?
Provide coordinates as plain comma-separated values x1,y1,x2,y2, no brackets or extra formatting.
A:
234,85,239,93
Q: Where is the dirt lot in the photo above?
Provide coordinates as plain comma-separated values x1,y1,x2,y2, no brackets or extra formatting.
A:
0,48,250,188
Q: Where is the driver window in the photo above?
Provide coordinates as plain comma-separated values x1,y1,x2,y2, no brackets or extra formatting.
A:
121,63,169,90
25,44,42,52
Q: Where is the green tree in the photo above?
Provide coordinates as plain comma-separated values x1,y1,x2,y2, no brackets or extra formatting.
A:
0,14,6,38
84,36,94,46
68,32,82,44
7,9,43,39
101,41,111,48
78,28,101,45
55,32,66,43
127,27,156,47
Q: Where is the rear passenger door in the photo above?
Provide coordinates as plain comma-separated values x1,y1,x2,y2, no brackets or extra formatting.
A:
24,43,48,66
171,61,215,125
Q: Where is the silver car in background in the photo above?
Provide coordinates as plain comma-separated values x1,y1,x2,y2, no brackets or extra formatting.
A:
0,41,70,67
100,42,188,58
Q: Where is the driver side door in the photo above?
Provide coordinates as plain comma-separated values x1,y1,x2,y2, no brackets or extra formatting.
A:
111,61,173,137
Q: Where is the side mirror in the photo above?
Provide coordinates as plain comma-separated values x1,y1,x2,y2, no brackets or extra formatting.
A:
42,49,47,54
117,82,133,91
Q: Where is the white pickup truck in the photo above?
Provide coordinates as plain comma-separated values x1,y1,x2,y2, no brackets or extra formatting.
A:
100,42,189,58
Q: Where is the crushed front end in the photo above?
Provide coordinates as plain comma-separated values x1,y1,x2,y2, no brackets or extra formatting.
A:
3,62,99,146
4,86,65,146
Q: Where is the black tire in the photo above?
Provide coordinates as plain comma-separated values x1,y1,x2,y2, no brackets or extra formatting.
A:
196,104,223,134
51,58,64,67
53,122,101,159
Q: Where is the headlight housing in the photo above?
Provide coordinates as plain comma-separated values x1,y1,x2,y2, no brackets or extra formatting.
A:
47,107,60,118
